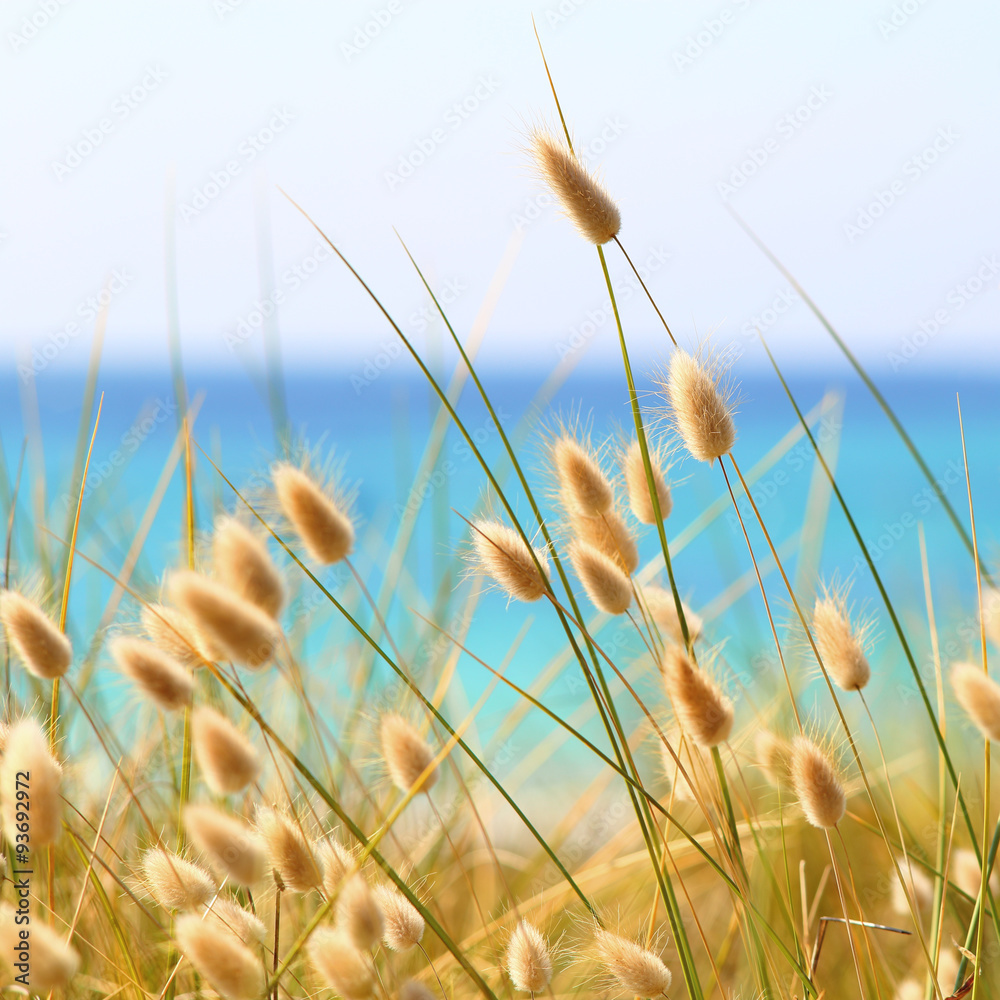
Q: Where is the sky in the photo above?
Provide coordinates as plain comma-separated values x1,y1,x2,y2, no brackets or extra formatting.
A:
2,0,999,381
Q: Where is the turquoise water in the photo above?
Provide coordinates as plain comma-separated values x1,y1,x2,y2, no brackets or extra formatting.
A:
1,365,996,730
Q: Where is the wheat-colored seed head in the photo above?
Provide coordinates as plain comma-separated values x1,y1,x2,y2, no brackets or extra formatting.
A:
812,590,871,692
890,855,934,915
399,980,437,1000
373,883,424,952
641,586,702,645
894,980,923,1000
594,929,672,998
754,729,792,786
336,874,384,951
951,662,1000,741
142,848,217,911
183,804,267,885
530,129,621,245
662,349,736,464
256,808,323,893
552,436,614,516
570,508,638,575
790,735,846,829
273,462,354,564
168,570,280,669
191,706,261,795
622,440,672,524
110,635,193,711
308,927,375,1000
204,898,268,945
0,901,79,992
568,540,633,615
213,516,285,618
952,847,1000,899
982,587,1000,649
661,646,734,747
0,718,62,846
0,591,71,680
380,713,438,793
318,838,354,896
506,920,553,993
175,912,264,1000
142,602,216,667
472,520,550,602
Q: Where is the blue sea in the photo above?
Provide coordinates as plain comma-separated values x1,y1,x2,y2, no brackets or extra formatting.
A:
1,364,997,731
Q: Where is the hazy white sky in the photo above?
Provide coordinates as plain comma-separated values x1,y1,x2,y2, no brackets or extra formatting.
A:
2,0,998,380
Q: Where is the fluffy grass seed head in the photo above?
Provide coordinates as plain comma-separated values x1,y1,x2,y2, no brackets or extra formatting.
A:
399,981,437,1000
213,516,285,618
890,856,934,915
952,846,1000,899
0,591,72,679
192,706,261,795
641,586,702,645
568,540,633,615
204,898,268,945
184,803,267,885
336,874,384,951
622,439,672,524
660,348,736,465
168,569,280,669
373,883,425,952
142,847,217,910
790,734,847,829
812,586,872,692
0,901,79,993
1,718,62,846
951,662,1000,741
571,508,639,575
530,128,621,245
256,808,323,893
110,635,193,711
318,838,354,896
142,602,215,667
754,728,792,786
506,919,553,993
594,929,672,998
175,912,264,1000
273,462,354,564
380,713,438,793
308,927,375,1000
661,646,734,747
552,435,614,516
471,520,550,603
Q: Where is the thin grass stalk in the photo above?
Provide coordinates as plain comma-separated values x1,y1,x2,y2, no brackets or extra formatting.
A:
958,399,990,1000
3,438,27,708
760,340,994,886
728,205,992,588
